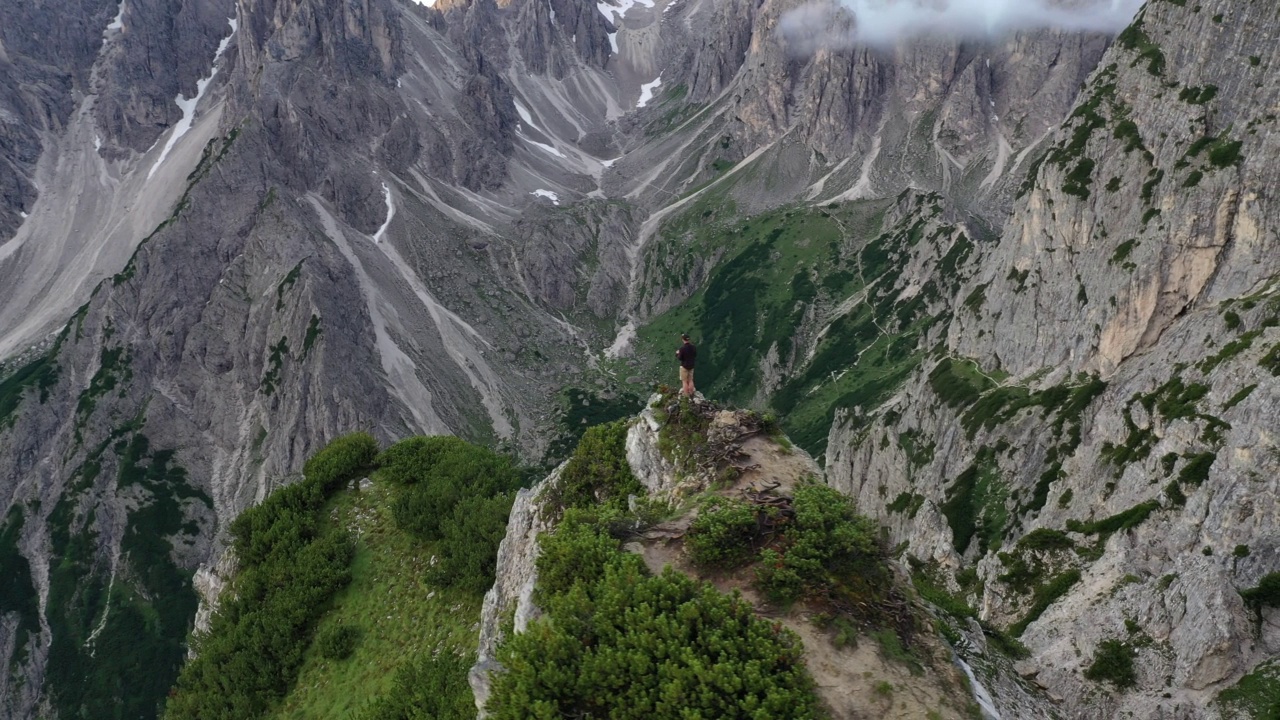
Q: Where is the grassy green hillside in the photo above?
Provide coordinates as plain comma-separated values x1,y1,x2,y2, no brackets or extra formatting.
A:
268,478,481,719
634,191,977,455
165,434,525,720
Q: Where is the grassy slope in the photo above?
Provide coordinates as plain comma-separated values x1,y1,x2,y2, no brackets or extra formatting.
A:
634,191,962,455
268,477,480,719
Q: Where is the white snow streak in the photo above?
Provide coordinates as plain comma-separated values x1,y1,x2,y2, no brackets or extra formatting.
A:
636,74,662,108
513,100,538,129
531,189,561,205
827,115,887,203
18,211,28,219
410,0,438,7
373,182,395,242
607,31,618,54
107,3,124,30
980,132,1014,189
520,133,567,158
84,568,118,656
597,0,654,24
148,17,237,179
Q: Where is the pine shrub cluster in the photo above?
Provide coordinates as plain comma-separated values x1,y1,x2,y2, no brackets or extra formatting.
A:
488,518,823,719
486,418,827,719
355,651,476,720
165,433,376,718
380,436,526,593
685,484,886,609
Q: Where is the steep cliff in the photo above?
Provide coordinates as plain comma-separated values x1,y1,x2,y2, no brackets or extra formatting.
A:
825,1,1280,717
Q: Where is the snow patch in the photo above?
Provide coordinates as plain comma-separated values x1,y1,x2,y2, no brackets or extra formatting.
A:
531,189,561,205
410,0,438,7
514,100,536,128
107,3,124,30
663,0,681,14
94,135,102,151
18,211,28,219
597,0,654,24
373,183,395,242
521,133,567,159
636,74,662,108
601,157,619,168
148,17,237,179
607,31,618,54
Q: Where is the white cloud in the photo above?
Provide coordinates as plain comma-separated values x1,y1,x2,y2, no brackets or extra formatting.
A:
779,0,1145,54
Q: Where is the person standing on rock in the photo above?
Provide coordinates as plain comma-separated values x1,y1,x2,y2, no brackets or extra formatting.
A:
676,333,697,397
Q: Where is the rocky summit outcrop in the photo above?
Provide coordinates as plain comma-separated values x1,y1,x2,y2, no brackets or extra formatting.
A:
474,398,984,719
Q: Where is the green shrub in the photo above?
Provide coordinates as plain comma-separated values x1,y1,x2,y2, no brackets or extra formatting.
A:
1241,573,1280,611
1066,501,1161,536
385,436,523,541
356,651,476,720
304,432,378,493
1177,452,1216,487
489,556,822,719
871,628,921,673
1224,384,1258,410
1019,528,1075,552
928,358,995,409
166,529,354,718
1261,344,1280,376
911,570,977,619
1216,659,1280,719
756,548,807,604
887,492,926,518
1110,239,1140,265
535,511,625,599
429,492,516,594
316,624,360,661
1208,140,1244,168
1063,158,1097,199
686,499,762,569
376,436,472,485
1010,570,1082,637
1084,639,1137,688
546,421,641,513
169,431,531,717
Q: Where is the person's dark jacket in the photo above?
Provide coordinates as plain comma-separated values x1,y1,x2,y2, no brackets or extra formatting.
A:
677,342,697,369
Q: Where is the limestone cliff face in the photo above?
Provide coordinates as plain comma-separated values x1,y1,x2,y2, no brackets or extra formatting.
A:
826,1,1280,717
952,0,1280,378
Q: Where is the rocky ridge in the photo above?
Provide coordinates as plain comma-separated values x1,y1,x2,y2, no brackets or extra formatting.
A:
473,395,984,718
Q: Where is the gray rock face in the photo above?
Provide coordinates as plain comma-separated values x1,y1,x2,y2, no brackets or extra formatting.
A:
825,1,1280,717
470,464,559,715
952,0,1280,379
